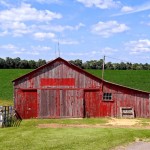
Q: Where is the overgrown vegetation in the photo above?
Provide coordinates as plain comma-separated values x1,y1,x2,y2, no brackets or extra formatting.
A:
0,119,150,150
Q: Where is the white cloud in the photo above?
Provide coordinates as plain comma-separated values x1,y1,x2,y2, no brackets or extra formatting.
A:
64,47,117,57
0,44,52,55
31,46,51,51
36,0,62,4
0,3,62,37
78,0,120,9
91,21,129,38
0,44,18,51
113,3,150,16
121,6,134,12
33,32,55,40
126,39,150,54
0,3,84,39
77,0,120,9
0,3,62,22
101,47,118,54
0,31,9,36
53,39,79,45
0,0,11,7
36,23,85,32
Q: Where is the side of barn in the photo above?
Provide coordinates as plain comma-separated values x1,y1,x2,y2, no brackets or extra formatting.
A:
13,57,150,119
85,81,150,118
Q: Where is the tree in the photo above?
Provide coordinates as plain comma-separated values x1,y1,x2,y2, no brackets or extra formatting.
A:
5,57,15,68
69,59,83,68
19,60,29,69
37,59,46,68
28,60,37,69
0,58,6,68
106,62,114,70
13,57,21,68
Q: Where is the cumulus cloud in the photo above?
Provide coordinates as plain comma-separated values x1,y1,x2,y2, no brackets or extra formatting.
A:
0,3,62,37
64,47,117,57
53,39,79,45
113,2,150,16
91,21,129,38
0,3,84,39
0,3,62,22
35,0,62,4
0,44,18,51
77,0,120,9
33,32,55,40
126,39,150,54
0,44,52,55
121,6,134,12
0,0,12,7
35,23,85,32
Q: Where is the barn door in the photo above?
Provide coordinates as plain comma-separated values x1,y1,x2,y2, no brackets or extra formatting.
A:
60,90,83,118
40,90,59,118
23,90,37,119
40,89,83,118
84,90,100,118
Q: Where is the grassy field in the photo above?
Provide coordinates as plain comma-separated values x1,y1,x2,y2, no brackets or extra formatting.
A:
0,118,150,150
86,69,150,92
0,69,32,104
0,69,150,104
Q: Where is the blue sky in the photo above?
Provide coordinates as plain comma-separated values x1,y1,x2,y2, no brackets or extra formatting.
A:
0,0,150,63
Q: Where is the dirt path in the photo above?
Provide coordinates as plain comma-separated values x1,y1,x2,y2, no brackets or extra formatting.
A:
37,118,150,129
114,141,150,150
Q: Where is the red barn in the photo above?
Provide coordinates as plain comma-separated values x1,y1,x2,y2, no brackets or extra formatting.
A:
12,57,150,119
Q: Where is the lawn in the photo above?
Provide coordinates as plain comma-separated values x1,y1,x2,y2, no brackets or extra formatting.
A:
0,118,150,150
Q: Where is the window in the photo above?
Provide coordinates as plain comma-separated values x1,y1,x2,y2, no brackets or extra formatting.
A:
103,93,112,101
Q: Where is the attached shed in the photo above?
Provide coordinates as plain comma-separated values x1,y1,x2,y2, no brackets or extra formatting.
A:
12,57,150,119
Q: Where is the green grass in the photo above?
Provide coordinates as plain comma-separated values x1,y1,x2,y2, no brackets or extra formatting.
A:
0,69,32,103
0,69,150,104
0,119,150,150
86,70,150,92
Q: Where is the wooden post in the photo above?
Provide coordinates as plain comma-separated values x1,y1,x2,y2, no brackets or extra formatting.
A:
101,55,105,92
102,55,105,80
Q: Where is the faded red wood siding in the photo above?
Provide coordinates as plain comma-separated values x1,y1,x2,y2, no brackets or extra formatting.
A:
15,90,37,119
14,60,100,119
14,61,100,89
13,58,150,119
39,89,83,118
101,83,150,118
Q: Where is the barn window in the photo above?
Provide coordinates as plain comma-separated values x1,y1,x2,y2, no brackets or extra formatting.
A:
103,93,112,101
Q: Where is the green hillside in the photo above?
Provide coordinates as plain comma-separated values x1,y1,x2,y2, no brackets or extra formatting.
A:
0,69,32,104
86,69,150,92
0,69,150,105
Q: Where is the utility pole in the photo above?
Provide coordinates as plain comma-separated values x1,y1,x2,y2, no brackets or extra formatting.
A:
102,55,105,80
58,41,60,57
101,55,105,92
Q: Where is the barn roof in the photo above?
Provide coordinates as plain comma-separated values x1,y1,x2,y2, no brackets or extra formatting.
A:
12,57,150,94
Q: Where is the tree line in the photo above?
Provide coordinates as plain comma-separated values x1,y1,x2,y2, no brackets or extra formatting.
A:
69,59,150,70
0,57,150,70
0,57,46,69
